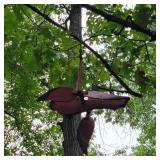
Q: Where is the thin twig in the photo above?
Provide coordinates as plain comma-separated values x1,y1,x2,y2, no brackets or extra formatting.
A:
94,85,129,94
4,110,15,119
60,4,71,15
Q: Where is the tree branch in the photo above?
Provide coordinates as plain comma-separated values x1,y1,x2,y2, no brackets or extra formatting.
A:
4,110,15,119
94,85,131,94
25,4,142,97
80,4,156,41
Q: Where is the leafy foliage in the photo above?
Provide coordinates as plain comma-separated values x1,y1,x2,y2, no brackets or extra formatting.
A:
4,4,156,156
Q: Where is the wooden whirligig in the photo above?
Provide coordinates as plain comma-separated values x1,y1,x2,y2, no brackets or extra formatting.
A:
38,51,130,155
38,87,129,115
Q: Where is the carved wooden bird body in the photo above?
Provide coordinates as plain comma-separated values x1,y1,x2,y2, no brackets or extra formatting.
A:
38,87,130,115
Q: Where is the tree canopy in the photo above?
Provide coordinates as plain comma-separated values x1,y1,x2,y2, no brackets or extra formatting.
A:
4,4,156,156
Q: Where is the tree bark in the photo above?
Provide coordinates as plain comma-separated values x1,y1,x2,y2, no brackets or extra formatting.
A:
62,5,83,156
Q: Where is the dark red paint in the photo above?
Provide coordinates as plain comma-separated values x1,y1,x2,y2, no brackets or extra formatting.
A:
40,87,130,115
77,115,95,155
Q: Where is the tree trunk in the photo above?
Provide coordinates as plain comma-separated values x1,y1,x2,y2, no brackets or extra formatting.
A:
62,5,83,156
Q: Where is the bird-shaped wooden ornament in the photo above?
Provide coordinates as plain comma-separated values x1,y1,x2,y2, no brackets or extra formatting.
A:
37,87,130,115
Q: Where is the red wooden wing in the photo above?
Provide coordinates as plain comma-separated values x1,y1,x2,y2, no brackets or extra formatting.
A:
48,87,75,102
77,116,95,155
